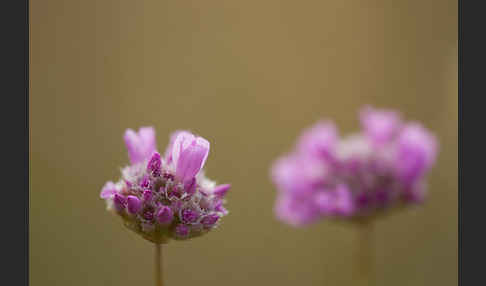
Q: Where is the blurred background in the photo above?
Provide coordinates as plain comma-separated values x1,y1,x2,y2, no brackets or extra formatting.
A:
30,0,457,285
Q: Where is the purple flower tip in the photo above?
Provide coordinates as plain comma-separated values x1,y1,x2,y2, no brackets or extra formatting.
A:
396,123,438,184
213,184,231,198
201,214,220,227
143,190,153,202
140,175,150,188
147,152,162,177
156,206,173,225
127,195,142,214
297,121,337,159
360,106,402,145
113,193,127,212
181,209,200,224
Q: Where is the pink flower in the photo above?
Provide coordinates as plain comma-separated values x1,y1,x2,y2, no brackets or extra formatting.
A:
100,128,230,243
270,106,438,226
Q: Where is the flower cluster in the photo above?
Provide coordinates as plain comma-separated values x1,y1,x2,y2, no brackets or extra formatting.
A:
271,106,438,226
100,127,230,243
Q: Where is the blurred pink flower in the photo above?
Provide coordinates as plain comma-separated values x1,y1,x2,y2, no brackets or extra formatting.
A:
271,106,438,226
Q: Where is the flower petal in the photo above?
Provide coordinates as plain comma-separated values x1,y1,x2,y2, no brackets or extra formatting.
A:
271,154,326,196
333,184,355,216
124,127,157,164
170,131,196,168
173,133,210,182
395,123,438,184
360,106,402,146
297,120,338,160
100,181,117,199
164,130,187,164
201,214,220,228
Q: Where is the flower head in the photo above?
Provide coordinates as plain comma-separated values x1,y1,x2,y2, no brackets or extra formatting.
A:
271,106,438,226
100,127,230,243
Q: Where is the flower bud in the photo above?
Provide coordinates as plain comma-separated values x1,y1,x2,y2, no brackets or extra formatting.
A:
113,193,127,212
127,195,142,214
156,206,173,225
201,214,220,228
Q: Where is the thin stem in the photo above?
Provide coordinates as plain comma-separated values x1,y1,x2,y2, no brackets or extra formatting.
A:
355,220,374,286
155,243,163,286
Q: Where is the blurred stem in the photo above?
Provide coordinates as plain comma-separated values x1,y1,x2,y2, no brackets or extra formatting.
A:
155,243,164,286
356,220,374,286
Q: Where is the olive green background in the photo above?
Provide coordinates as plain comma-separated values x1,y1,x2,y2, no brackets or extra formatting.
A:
30,0,457,285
